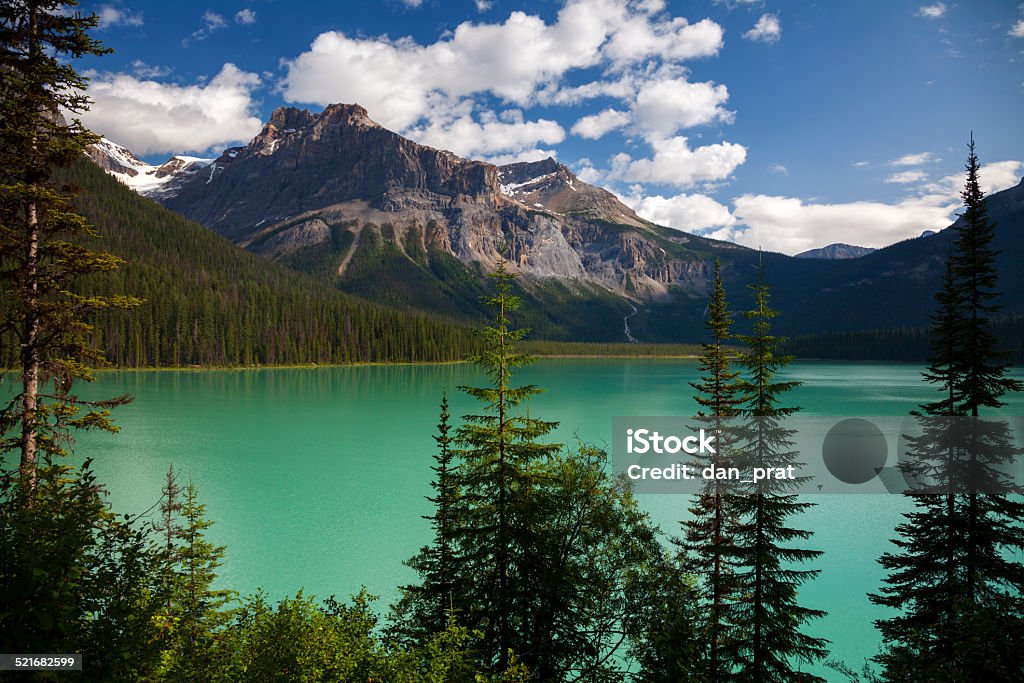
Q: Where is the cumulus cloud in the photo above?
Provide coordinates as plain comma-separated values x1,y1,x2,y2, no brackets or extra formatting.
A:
602,16,724,67
886,169,928,184
1010,19,1024,38
718,194,956,254
405,106,565,160
632,77,733,137
475,0,493,10
235,9,256,25
916,3,947,19
889,152,934,166
625,192,736,232
96,5,143,29
279,0,728,161
609,136,748,189
922,160,1023,197
571,108,631,139
82,64,264,155
768,163,788,175
743,14,781,43
717,160,1023,254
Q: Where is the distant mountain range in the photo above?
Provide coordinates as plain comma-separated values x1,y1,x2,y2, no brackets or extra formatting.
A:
88,104,1024,343
795,243,877,260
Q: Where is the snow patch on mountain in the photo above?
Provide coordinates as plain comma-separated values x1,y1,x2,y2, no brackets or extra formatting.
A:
88,137,213,198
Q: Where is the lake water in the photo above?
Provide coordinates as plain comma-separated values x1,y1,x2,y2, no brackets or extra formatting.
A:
74,359,1024,680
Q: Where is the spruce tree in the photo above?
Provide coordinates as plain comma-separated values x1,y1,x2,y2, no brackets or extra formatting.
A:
161,478,234,680
872,137,1024,681
729,260,828,682
0,0,139,491
453,257,561,668
685,259,743,681
397,389,465,641
399,258,673,679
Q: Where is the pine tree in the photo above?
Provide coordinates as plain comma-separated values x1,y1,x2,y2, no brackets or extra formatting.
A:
162,478,234,680
729,259,828,682
872,136,1024,681
453,257,561,668
397,389,465,641
0,1,139,492
685,259,743,681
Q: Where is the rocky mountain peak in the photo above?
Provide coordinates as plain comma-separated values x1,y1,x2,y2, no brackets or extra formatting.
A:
497,156,647,228
160,103,504,239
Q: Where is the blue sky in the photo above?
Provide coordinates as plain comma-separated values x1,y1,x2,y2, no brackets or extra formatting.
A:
72,0,1024,254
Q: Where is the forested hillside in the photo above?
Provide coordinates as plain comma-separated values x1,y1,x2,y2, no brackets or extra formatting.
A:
11,159,481,367
782,313,1024,363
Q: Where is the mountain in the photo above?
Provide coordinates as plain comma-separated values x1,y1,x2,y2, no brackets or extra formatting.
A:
149,103,753,341
795,243,877,260
87,137,214,199
37,157,479,368
89,104,1024,344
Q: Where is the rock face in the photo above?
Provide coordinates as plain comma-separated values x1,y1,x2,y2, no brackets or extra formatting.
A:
158,103,734,302
795,243,877,260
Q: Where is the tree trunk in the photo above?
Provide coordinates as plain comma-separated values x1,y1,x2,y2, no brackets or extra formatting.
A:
20,199,41,494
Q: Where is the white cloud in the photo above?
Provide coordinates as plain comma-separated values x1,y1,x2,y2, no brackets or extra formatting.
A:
474,0,493,11
235,9,257,25
603,16,724,67
743,14,781,44
280,1,724,131
725,194,958,254
486,148,560,165
570,108,631,139
610,135,747,189
886,169,928,184
916,3,947,19
405,106,565,160
923,160,1024,197
82,64,264,155
185,11,227,44
96,5,143,29
852,161,870,168
719,159,1023,254
625,192,736,231
768,163,788,175
632,77,733,137
888,151,934,166
1010,19,1024,38
128,60,170,78
400,0,423,7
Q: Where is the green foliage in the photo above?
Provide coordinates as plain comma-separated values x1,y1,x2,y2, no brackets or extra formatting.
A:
0,459,171,680
155,470,236,682
399,390,464,641
398,259,681,680
683,260,744,681
728,260,828,682
871,137,1024,681
0,0,139,490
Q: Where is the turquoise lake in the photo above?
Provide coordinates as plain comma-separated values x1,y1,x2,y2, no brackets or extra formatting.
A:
72,359,1024,680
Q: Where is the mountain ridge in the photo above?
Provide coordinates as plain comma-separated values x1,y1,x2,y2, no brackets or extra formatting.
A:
86,104,1024,343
